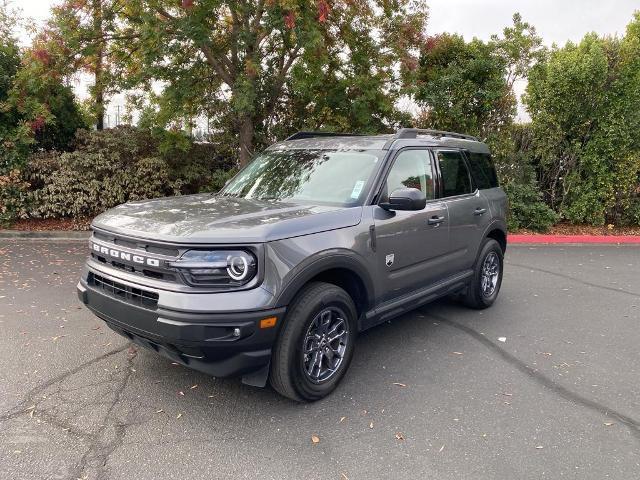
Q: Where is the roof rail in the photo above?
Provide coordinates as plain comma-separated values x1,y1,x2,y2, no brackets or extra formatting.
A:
285,131,365,141
394,128,479,142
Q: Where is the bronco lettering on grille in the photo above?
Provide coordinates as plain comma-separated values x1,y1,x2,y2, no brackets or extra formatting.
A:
92,242,161,267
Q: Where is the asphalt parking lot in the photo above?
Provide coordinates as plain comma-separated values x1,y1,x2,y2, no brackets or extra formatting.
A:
0,240,638,480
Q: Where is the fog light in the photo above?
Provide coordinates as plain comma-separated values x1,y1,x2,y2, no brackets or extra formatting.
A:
232,328,241,337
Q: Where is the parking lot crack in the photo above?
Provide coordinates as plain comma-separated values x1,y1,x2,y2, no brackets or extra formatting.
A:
73,344,139,480
431,313,640,442
0,344,129,424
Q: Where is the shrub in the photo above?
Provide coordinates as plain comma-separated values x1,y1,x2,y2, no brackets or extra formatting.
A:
163,141,233,194
0,169,29,226
27,128,182,218
26,127,232,218
504,182,558,232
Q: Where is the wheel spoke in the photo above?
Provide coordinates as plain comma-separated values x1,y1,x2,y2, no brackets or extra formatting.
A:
306,350,319,376
325,319,345,339
328,331,346,343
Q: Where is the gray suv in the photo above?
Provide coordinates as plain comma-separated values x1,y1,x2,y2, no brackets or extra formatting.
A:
77,128,507,401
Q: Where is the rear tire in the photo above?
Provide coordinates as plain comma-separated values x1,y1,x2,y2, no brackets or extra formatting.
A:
269,282,357,402
463,238,504,309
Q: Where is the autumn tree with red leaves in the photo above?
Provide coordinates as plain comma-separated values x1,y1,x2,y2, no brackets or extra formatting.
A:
107,0,427,167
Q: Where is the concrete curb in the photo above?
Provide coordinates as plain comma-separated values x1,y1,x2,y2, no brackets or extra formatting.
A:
0,230,91,240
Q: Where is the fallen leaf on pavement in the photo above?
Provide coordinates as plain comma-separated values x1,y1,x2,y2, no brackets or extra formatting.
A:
311,435,320,444
395,432,405,441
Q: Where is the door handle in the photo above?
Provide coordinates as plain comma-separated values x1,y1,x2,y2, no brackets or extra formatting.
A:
428,215,445,225
473,208,487,216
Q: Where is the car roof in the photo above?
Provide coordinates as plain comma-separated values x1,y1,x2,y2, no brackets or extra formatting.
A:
267,130,491,154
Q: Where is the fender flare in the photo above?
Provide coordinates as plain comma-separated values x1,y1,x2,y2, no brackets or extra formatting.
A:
476,220,508,261
274,249,375,310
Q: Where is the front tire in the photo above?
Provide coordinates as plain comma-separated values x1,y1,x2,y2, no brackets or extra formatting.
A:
269,282,357,402
463,238,504,309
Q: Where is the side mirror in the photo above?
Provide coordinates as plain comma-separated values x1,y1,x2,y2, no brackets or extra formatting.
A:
380,188,427,211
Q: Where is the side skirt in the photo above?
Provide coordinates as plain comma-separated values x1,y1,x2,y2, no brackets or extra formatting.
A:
360,269,473,331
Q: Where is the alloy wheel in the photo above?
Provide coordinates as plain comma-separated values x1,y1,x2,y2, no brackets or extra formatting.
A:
480,251,500,297
301,308,349,383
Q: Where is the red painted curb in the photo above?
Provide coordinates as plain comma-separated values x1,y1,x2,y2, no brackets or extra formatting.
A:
508,234,640,244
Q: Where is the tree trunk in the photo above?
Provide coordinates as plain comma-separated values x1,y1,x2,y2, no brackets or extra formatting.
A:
238,115,254,168
93,0,105,130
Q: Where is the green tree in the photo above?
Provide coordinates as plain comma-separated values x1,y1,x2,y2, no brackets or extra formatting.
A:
0,2,30,171
525,14,640,225
110,0,427,167
491,13,545,93
44,0,123,130
413,34,514,139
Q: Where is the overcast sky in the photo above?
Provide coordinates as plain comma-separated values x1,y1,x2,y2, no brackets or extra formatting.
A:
18,0,639,45
426,0,638,45
13,0,640,126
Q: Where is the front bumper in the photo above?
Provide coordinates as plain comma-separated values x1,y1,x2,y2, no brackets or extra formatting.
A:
77,268,285,383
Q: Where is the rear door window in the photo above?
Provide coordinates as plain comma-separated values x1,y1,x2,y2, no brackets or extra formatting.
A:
437,151,473,197
467,152,499,189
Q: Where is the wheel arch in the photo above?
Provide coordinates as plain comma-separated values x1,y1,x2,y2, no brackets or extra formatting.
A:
274,252,375,320
486,226,507,253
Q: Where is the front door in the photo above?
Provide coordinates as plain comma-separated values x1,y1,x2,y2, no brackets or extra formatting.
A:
373,148,450,304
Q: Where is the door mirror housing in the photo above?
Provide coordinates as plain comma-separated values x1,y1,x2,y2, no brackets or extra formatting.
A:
380,188,427,211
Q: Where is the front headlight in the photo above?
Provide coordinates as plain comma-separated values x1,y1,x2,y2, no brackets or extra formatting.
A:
170,250,257,287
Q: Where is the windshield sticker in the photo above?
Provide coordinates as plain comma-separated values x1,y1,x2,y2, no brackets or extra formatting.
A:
351,180,365,199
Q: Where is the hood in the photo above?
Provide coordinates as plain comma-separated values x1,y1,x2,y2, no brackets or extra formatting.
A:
91,193,363,244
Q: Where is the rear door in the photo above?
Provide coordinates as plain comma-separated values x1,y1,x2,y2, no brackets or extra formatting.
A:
435,149,491,273
373,148,450,303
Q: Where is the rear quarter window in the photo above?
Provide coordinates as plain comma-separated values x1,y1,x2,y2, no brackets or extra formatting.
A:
467,152,499,189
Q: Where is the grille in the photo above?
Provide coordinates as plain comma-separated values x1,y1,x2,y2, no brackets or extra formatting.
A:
91,231,180,283
91,253,177,282
89,272,159,309
94,230,179,257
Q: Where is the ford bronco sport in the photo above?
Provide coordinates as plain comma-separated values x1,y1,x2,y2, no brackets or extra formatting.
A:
77,128,507,401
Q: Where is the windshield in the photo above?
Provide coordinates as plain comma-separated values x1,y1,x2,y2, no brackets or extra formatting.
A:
219,149,383,206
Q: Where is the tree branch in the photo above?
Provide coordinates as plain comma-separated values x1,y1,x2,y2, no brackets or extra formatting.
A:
263,45,302,118
155,5,234,87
